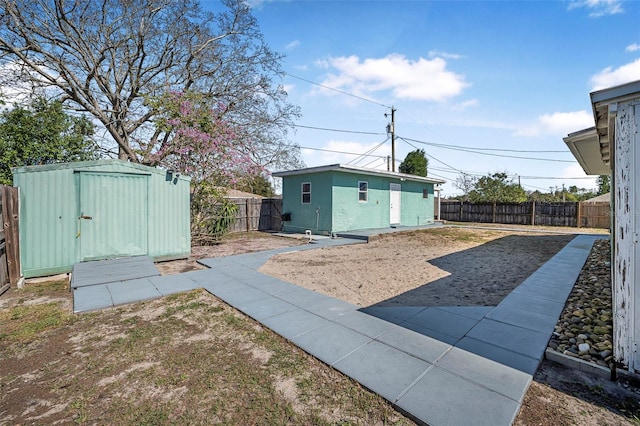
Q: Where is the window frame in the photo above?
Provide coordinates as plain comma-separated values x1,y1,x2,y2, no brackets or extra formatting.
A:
358,181,368,203
301,182,311,204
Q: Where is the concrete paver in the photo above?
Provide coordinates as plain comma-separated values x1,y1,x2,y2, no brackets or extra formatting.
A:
71,231,606,425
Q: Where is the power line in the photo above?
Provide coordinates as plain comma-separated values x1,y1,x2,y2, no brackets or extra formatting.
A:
298,145,387,159
294,124,385,136
285,73,390,108
348,137,389,166
399,136,575,163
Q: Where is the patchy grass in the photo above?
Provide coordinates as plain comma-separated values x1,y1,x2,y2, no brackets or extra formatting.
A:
0,286,413,425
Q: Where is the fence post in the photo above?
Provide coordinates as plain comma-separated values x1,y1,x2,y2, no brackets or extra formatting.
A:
577,201,582,228
492,202,496,223
459,201,463,222
245,200,250,232
1,186,21,287
531,201,535,226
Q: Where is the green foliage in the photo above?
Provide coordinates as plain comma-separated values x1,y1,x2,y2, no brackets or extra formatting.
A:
236,174,275,197
467,172,527,203
596,175,610,195
0,97,96,185
399,149,428,177
190,183,239,245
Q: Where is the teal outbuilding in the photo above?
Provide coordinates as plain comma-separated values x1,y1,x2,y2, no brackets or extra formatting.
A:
273,164,445,235
12,160,191,278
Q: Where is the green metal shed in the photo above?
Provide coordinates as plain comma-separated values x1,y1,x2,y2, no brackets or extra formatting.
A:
12,160,191,278
273,164,445,234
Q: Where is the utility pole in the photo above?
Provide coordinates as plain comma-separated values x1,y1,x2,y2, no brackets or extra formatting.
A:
386,107,397,172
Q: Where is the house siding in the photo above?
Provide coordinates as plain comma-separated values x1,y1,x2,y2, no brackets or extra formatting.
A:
612,100,639,371
281,172,333,233
280,169,438,234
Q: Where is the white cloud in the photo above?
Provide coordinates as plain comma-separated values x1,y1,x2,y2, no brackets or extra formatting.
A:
626,43,640,52
568,0,624,17
515,110,594,137
428,50,463,60
282,84,295,94
591,58,640,90
286,40,300,50
451,99,479,112
560,164,598,189
302,140,390,169
317,54,469,102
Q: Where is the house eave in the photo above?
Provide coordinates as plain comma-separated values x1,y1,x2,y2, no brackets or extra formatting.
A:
272,163,446,185
564,127,610,175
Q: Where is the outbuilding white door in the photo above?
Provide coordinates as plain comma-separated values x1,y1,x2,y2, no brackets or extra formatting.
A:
390,183,401,224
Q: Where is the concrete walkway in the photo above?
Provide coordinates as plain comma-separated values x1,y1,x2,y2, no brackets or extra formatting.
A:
72,232,605,426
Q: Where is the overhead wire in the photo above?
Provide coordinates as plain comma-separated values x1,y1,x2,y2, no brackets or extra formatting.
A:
285,73,390,108
348,137,389,166
399,136,575,163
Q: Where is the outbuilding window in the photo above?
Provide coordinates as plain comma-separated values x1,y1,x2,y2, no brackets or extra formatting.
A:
358,181,368,202
301,182,311,204
423,188,429,198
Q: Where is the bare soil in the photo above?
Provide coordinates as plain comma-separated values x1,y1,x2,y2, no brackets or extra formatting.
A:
260,227,575,307
2,227,639,425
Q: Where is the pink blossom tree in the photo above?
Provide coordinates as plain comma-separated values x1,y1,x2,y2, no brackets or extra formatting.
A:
145,90,265,243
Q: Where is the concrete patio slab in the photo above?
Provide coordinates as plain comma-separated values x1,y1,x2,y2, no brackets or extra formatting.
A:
455,337,540,375
291,322,372,366
235,296,297,321
333,340,432,402
466,318,550,360
485,304,559,334
260,308,330,340
149,274,200,296
302,297,358,320
73,284,112,313
332,310,400,339
71,256,160,288
374,326,452,363
435,305,494,320
404,307,480,340
359,306,426,324
396,366,521,426
107,278,162,306
435,346,532,402
276,287,333,308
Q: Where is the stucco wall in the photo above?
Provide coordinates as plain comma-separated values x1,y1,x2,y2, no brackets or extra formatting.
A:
281,170,436,234
281,172,333,233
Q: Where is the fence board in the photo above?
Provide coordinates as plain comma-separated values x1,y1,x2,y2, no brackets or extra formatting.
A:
439,200,608,229
227,197,283,233
1,185,20,293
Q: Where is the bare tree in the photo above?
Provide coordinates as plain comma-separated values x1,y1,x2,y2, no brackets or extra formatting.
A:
454,173,477,201
0,0,302,169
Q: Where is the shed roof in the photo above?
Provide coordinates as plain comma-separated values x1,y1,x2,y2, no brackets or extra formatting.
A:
12,159,191,181
565,79,640,175
272,164,446,185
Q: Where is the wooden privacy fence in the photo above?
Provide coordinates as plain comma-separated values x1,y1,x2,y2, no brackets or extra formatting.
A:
228,198,283,233
1,185,20,294
439,201,610,229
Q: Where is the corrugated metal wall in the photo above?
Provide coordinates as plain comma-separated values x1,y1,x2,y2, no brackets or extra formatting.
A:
13,160,190,278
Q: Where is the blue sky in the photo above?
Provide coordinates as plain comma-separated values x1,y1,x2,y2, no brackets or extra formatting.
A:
248,0,640,196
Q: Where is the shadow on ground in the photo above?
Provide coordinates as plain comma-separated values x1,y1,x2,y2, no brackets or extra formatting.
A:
370,233,575,308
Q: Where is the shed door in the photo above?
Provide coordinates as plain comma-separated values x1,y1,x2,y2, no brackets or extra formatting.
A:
390,183,401,224
79,172,148,261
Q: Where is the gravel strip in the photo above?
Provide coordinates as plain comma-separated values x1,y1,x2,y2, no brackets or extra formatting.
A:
547,239,614,369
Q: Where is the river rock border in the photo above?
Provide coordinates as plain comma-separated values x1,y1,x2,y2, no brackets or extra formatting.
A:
547,239,614,373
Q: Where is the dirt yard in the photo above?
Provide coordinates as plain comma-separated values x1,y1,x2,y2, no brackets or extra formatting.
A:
260,227,575,307
2,226,639,425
